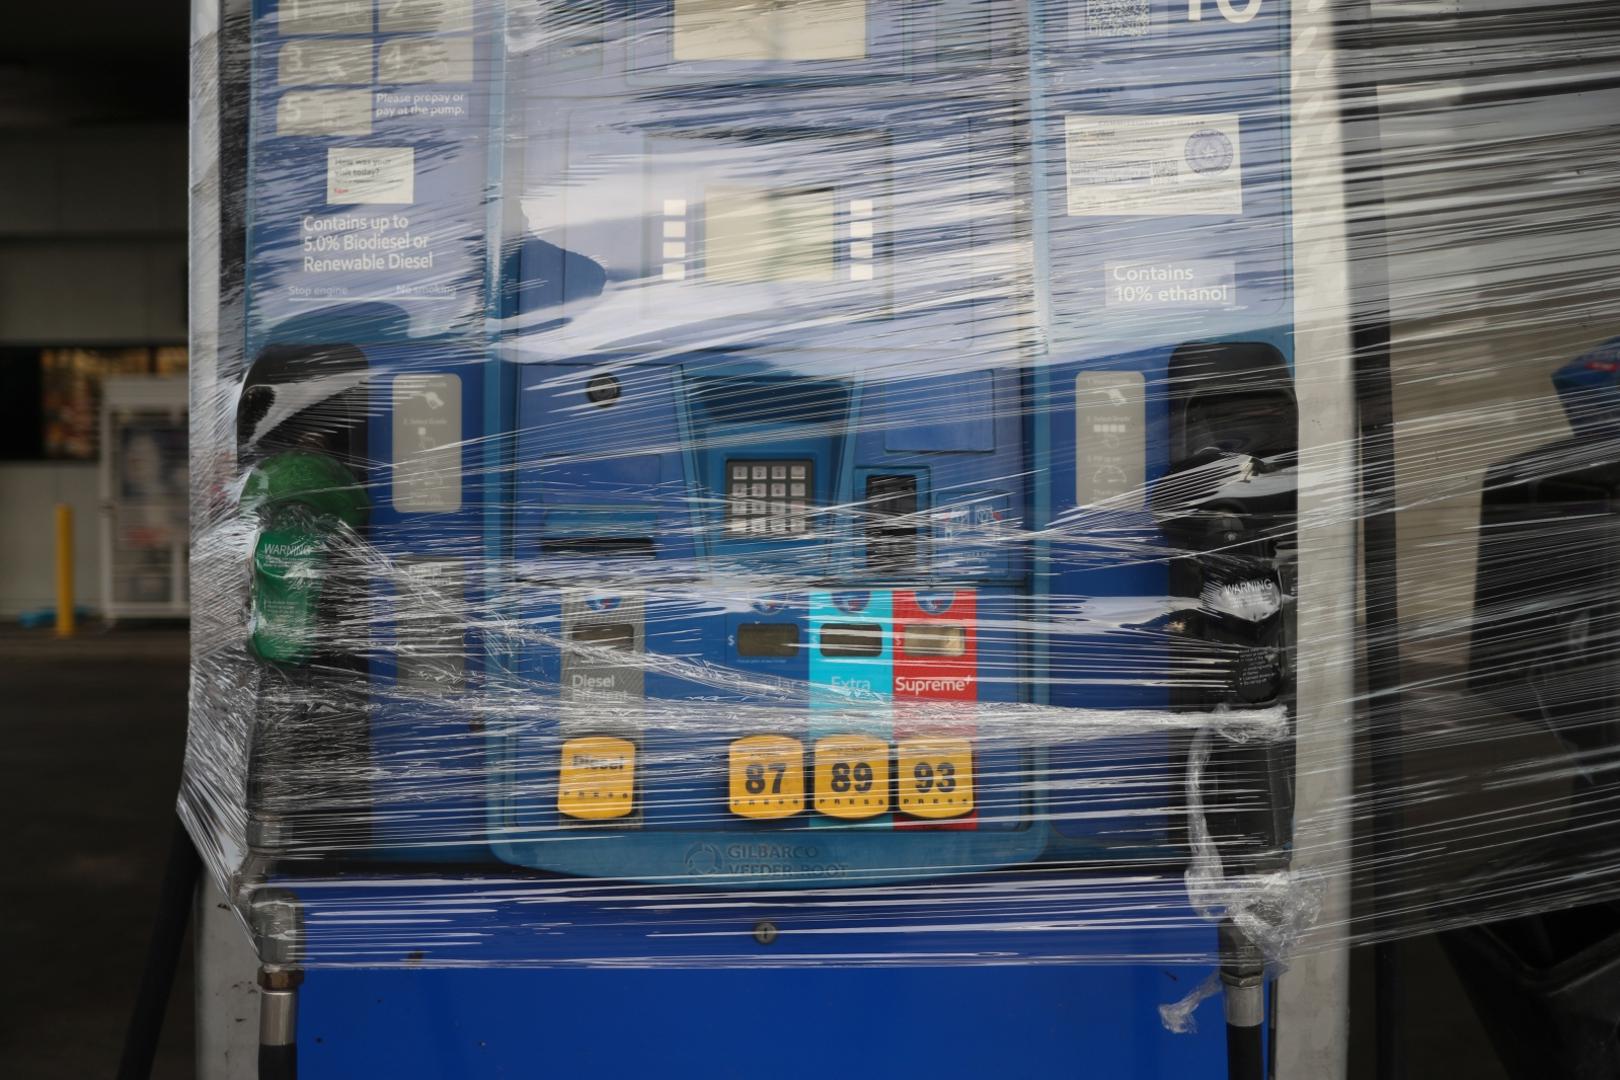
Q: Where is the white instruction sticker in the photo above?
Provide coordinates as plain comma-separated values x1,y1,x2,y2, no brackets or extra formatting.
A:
279,0,372,35
278,39,373,86
1077,0,1152,39
327,148,416,205
1104,260,1238,308
395,559,466,691
378,0,474,34
378,37,476,84
277,90,372,136
392,374,462,513
1075,372,1146,508
1065,114,1243,217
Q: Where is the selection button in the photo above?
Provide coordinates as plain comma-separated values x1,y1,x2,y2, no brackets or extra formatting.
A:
896,737,974,819
728,735,806,819
557,736,636,820
813,735,891,820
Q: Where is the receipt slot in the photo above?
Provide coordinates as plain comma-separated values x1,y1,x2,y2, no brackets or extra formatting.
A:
224,1,1316,1077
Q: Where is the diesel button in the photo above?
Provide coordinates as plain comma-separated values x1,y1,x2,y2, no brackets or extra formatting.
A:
557,736,636,820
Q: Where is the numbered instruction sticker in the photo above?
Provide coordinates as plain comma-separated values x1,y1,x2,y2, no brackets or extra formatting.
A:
1065,114,1243,216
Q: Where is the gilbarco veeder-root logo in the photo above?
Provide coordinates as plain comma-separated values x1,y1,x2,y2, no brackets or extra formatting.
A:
683,841,849,880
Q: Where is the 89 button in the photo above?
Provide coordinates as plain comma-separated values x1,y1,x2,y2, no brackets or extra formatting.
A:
813,735,892,820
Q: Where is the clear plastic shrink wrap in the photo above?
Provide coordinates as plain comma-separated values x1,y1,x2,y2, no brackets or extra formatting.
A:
183,0,1620,1013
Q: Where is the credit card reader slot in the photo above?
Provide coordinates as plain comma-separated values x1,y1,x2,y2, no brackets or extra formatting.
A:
865,474,920,571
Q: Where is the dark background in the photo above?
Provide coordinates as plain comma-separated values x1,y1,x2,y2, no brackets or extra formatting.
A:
5,5,188,128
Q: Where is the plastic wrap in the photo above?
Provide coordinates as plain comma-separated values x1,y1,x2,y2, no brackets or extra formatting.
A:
183,0,1620,1019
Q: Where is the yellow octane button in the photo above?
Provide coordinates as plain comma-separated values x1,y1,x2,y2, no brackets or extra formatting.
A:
728,735,806,820
897,737,974,819
813,735,891,820
557,736,636,820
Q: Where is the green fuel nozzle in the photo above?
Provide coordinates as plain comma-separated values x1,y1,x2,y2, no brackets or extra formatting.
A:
243,452,369,667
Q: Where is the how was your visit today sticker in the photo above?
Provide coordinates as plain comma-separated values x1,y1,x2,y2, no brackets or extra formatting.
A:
327,147,417,205
1064,113,1244,216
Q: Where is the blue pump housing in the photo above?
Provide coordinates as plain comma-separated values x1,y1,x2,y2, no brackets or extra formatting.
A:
236,0,1298,1075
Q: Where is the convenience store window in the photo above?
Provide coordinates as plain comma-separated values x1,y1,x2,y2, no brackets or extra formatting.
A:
0,346,188,461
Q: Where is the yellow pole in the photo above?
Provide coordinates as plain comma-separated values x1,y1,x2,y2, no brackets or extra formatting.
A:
55,503,75,638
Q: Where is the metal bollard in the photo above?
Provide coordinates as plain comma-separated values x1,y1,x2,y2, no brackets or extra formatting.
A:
55,502,74,638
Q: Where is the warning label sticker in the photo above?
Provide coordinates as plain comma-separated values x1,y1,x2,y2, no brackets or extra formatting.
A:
327,148,415,205
1065,114,1243,217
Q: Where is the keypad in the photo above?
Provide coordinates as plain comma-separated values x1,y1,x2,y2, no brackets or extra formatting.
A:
726,459,813,535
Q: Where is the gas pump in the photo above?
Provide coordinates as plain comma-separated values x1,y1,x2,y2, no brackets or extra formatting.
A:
1452,351,1620,1080
217,1,1320,1077
1025,0,1299,1062
1471,344,1620,765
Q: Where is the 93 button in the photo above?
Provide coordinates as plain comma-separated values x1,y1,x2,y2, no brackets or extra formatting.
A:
896,737,974,819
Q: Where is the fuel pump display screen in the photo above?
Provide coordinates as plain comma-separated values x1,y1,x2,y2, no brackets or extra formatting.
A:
901,624,967,657
737,623,801,658
819,623,884,658
673,0,868,61
572,623,635,649
706,188,838,283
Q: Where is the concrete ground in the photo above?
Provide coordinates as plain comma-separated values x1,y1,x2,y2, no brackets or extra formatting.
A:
0,624,194,1079
0,625,1515,1079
